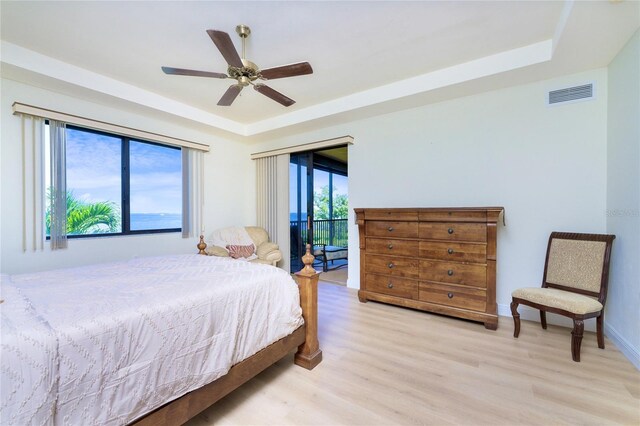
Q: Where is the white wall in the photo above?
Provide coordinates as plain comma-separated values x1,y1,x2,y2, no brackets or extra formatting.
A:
0,78,256,274
251,69,609,330
606,30,640,369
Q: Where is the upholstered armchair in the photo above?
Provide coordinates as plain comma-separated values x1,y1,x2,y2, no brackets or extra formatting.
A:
206,226,283,266
511,232,615,362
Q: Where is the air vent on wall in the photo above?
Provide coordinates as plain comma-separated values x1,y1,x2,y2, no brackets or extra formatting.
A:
548,83,594,105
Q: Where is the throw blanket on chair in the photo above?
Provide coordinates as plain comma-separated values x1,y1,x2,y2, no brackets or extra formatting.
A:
211,227,257,260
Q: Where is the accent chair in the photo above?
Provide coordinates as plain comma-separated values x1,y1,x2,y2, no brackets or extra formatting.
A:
510,232,615,362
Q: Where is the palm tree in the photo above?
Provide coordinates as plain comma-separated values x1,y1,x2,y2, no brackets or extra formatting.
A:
46,191,120,235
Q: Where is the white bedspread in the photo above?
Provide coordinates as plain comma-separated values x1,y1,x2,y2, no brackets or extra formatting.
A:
1,255,303,425
1,275,58,426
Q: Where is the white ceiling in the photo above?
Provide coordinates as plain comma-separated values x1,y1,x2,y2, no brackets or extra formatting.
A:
1,1,639,139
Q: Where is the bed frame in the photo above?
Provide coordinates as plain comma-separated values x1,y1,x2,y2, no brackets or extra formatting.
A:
131,240,322,425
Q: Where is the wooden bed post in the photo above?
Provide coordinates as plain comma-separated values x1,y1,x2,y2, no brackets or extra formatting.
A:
294,244,323,370
197,235,207,255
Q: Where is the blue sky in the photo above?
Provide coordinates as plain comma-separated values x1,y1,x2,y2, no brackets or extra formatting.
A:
51,128,347,217
47,128,182,214
129,141,181,214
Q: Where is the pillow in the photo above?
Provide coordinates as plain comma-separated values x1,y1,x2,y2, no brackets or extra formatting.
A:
226,244,255,259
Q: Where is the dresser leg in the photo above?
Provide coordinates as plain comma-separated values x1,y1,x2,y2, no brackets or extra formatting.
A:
484,320,498,330
357,291,368,303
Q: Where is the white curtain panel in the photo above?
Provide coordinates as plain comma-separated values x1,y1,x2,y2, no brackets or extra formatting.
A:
275,154,290,271
48,120,68,250
20,115,46,251
182,148,204,238
256,154,290,270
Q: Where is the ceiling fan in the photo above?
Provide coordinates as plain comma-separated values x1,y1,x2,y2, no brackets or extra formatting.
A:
161,25,313,107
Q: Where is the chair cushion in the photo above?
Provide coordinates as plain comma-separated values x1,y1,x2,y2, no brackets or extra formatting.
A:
324,246,348,261
205,245,229,257
512,287,603,315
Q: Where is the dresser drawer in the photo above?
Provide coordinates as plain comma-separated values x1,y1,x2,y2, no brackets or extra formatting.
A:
364,210,419,221
418,210,486,222
419,282,486,311
419,222,486,242
366,221,418,238
356,207,503,329
420,260,486,287
365,274,418,299
419,241,487,263
365,254,419,278
367,238,419,257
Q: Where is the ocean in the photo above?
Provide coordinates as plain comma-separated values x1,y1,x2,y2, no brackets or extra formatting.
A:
130,213,181,231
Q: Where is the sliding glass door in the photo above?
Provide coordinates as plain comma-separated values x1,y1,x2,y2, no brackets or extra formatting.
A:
289,152,314,272
290,146,349,273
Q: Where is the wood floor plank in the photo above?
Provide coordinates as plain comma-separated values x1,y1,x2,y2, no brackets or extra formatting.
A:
188,282,640,425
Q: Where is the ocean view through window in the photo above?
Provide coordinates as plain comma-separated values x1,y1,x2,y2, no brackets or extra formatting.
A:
45,124,182,237
130,140,182,231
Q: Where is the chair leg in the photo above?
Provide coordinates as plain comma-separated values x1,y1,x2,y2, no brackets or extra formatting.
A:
540,311,548,329
510,301,520,338
597,312,605,349
571,319,584,362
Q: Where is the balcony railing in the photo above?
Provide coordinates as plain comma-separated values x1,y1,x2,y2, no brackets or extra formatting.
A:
290,218,348,248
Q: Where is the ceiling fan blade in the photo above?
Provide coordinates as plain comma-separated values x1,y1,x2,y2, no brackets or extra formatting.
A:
161,66,227,79
207,30,243,68
254,84,295,107
259,62,313,80
218,84,243,106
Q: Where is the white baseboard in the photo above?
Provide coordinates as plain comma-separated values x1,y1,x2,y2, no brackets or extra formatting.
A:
498,303,640,370
605,323,640,371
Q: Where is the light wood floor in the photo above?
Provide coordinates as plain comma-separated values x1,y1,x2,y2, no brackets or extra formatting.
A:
318,262,348,286
188,282,640,425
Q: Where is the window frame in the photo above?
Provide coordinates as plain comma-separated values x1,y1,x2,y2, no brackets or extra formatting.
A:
46,123,182,239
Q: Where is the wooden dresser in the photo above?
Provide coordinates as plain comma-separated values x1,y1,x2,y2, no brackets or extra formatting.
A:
355,207,504,329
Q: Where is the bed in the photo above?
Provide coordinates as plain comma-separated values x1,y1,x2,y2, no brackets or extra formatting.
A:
0,242,321,425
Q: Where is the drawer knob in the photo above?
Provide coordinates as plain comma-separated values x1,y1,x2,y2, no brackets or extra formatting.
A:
447,269,454,276
388,244,394,249
388,226,394,232
448,227,454,234
387,282,394,289
388,262,394,269
447,248,454,254
447,292,454,299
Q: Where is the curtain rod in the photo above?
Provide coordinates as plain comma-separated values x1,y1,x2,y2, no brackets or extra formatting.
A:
250,135,354,160
12,102,210,152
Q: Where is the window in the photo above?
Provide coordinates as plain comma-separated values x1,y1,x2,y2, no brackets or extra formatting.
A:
45,124,182,237
129,140,182,231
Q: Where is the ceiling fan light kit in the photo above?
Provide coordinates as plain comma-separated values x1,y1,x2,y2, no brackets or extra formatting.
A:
162,24,312,107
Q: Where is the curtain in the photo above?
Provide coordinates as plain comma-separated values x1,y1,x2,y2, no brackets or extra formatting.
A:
21,115,45,251
256,156,278,237
256,154,290,270
182,148,204,238
49,120,67,250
